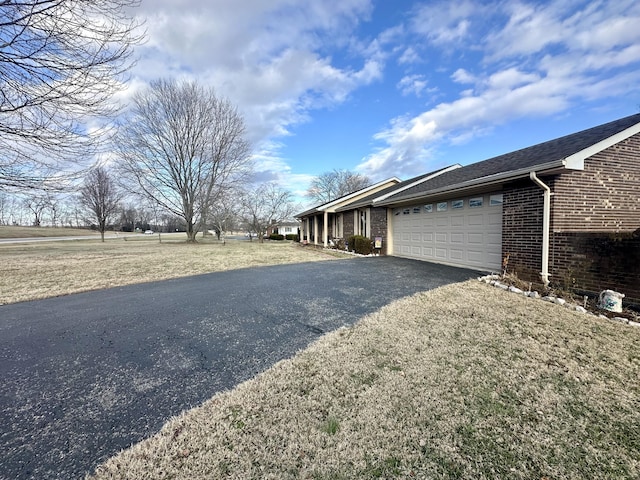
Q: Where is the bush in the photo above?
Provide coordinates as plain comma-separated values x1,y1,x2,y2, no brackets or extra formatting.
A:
346,235,372,255
285,234,299,242
269,234,285,241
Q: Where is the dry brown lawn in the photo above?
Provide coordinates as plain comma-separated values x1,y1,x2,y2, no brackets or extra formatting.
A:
88,281,640,480
3,233,637,478
0,237,341,304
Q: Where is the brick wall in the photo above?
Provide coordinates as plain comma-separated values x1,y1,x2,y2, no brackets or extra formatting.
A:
502,180,544,284
502,133,640,304
370,207,388,255
551,133,640,232
343,211,354,239
548,133,640,304
551,231,640,305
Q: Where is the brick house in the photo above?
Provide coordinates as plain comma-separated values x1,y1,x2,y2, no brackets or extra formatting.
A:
297,114,640,304
297,177,400,247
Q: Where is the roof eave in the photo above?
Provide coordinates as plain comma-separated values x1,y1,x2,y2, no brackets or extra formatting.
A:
375,160,566,206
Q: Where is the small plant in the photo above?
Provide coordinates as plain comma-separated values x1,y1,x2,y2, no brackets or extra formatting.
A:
346,235,372,255
321,416,340,435
268,234,285,240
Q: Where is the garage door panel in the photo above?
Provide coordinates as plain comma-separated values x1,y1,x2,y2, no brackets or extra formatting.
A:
467,250,484,263
468,232,483,244
451,215,464,227
468,214,483,226
488,213,502,225
393,192,502,271
451,233,464,244
450,249,464,260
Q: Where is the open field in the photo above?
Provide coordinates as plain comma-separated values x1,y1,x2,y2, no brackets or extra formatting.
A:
0,225,102,239
88,280,640,479
0,237,341,304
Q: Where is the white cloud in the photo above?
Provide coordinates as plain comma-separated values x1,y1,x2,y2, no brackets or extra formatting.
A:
397,75,428,97
359,0,640,179
398,46,420,65
128,0,378,177
409,1,482,45
451,68,475,84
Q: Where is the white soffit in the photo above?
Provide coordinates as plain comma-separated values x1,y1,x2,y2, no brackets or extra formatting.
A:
319,177,401,211
563,121,640,170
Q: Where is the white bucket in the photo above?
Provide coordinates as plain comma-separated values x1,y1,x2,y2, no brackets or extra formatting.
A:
598,290,625,313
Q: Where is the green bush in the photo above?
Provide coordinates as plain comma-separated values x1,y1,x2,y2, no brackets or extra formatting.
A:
269,234,285,241
285,234,299,242
346,235,372,255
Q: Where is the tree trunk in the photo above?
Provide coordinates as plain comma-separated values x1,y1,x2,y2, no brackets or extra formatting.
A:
186,222,198,243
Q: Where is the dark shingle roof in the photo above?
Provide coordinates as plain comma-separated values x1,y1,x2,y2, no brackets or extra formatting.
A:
378,113,640,205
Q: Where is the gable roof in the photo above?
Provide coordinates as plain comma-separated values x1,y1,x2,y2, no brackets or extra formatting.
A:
335,164,460,212
295,177,401,218
376,113,640,206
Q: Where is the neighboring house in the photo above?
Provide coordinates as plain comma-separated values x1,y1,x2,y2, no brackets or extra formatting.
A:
298,114,640,304
297,177,401,247
270,222,300,237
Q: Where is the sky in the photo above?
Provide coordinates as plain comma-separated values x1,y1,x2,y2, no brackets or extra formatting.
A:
123,0,640,206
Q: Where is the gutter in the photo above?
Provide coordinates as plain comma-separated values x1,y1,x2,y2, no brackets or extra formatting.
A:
374,159,566,207
529,171,551,287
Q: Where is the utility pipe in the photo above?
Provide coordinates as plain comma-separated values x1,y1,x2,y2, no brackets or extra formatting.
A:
529,171,551,287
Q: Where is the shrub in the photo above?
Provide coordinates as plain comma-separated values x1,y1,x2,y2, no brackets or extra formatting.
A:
285,234,299,242
346,235,372,255
269,234,285,241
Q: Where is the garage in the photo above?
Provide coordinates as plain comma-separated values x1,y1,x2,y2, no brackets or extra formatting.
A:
391,192,503,271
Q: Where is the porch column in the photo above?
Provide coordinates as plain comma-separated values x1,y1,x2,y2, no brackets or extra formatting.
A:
323,211,328,247
313,215,318,245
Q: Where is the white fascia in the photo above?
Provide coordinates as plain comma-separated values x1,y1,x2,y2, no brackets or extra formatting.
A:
318,177,402,212
563,121,640,170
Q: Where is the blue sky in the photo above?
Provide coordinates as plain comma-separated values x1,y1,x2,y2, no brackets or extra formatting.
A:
124,0,640,206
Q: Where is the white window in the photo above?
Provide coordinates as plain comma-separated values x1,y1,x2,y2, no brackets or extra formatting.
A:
469,197,483,208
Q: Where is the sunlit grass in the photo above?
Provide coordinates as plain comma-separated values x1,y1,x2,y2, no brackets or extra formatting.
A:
89,281,640,479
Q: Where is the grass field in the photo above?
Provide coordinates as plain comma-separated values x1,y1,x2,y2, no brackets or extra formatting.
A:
0,236,340,304
2,234,638,478
0,225,101,238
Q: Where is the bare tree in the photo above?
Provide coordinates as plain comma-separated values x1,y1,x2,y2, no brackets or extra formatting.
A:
79,166,121,241
117,79,252,242
0,0,144,191
23,194,50,226
209,191,240,242
241,183,296,243
306,169,371,204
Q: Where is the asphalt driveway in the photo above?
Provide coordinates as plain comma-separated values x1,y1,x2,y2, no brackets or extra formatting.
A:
0,257,478,479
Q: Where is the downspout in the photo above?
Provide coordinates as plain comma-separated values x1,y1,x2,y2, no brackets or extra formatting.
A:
529,171,551,287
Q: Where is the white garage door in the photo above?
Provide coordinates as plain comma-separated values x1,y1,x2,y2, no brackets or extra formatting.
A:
392,193,502,271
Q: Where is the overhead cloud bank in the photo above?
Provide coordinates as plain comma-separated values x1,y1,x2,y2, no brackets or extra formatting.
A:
125,0,640,195
357,0,640,178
